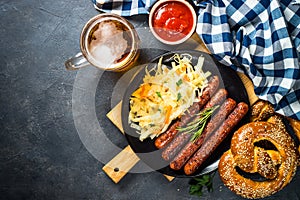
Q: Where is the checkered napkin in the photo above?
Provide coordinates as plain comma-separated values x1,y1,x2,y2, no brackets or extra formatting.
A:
92,0,155,16
92,0,300,120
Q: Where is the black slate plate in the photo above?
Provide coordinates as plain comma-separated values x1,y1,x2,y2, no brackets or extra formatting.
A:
121,50,250,177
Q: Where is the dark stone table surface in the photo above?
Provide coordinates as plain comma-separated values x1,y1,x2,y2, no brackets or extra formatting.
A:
1,0,299,199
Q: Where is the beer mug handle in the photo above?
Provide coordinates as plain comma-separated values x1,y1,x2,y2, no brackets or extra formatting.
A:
65,52,90,70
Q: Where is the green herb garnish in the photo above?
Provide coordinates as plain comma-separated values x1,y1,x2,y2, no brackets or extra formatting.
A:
177,105,219,142
177,92,182,101
189,171,215,197
176,79,183,86
156,91,162,98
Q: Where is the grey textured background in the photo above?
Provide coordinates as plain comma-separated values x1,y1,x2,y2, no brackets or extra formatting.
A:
1,0,299,199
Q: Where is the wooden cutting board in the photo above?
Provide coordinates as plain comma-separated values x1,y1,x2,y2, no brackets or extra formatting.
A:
103,33,259,183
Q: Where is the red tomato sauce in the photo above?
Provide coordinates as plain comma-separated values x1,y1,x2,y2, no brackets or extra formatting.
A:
152,1,194,42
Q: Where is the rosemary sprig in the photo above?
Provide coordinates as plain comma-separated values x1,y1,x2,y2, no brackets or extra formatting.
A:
177,105,219,142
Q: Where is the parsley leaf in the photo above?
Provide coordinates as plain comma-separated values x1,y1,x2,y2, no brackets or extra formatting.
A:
176,79,183,86
177,93,182,101
156,91,162,98
189,171,215,197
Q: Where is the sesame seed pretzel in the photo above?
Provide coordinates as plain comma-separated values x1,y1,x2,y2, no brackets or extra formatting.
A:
218,121,298,199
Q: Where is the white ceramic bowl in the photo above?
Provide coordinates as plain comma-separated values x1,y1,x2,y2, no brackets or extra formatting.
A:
149,0,197,45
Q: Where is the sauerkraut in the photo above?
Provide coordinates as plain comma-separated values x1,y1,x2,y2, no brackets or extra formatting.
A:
129,54,211,141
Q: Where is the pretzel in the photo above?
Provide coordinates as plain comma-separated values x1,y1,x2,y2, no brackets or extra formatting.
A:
218,121,298,199
250,100,275,122
251,99,300,160
287,117,300,155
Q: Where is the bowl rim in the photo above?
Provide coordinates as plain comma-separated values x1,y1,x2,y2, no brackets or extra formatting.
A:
148,0,197,45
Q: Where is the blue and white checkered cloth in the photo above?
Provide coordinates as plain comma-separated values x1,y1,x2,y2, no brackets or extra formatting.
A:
92,0,300,120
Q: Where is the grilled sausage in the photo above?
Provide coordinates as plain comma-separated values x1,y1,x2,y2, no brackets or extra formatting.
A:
184,75,220,118
184,102,249,175
203,88,228,109
169,98,237,170
154,75,220,149
161,89,228,161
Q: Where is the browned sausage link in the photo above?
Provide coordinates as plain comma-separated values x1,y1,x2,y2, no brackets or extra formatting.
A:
161,89,229,161
154,121,180,149
181,75,220,121
200,98,237,142
184,102,249,175
203,88,228,109
154,76,219,149
169,98,237,170
161,132,191,161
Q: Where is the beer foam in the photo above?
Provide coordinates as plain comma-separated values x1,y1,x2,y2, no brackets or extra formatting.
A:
89,21,128,68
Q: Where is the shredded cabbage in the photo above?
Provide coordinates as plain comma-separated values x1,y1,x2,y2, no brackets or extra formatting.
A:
129,54,211,141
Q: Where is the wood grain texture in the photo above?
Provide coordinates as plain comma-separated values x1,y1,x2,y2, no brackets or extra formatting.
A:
102,145,139,183
107,101,124,133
